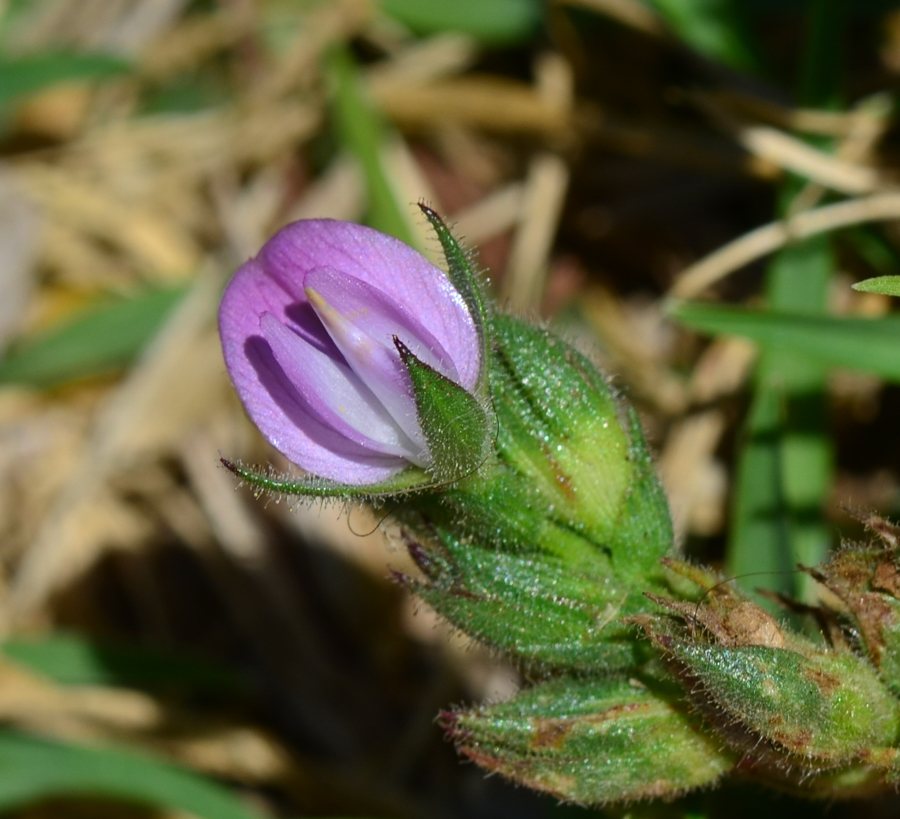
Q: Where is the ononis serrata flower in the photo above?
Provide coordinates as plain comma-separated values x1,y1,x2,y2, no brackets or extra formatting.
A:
218,217,485,488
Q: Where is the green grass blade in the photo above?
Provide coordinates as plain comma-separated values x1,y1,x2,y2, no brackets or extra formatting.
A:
0,728,263,819
644,0,761,72
728,233,834,601
0,51,131,110
797,0,845,110
2,632,242,694
0,287,187,388
327,47,418,248
727,384,794,588
719,0,846,601
843,224,900,276
670,301,900,381
381,0,541,44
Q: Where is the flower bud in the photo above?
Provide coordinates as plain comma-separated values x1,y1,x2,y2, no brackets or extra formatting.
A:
442,675,734,805
635,564,900,774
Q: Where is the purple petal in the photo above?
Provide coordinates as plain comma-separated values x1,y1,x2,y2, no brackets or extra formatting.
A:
219,260,410,484
305,267,460,381
218,220,482,485
260,221,480,389
303,287,423,454
259,312,424,463
304,267,457,456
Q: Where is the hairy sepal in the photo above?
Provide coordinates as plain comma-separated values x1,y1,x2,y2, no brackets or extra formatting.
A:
220,457,431,502
395,337,491,484
418,202,490,398
634,564,900,782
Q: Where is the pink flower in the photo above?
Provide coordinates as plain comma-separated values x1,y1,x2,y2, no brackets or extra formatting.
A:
218,220,481,485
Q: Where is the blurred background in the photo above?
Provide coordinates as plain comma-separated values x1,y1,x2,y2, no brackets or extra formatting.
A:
1,0,900,817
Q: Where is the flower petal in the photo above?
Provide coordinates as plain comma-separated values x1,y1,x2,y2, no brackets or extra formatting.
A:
305,267,460,381
259,312,425,464
304,286,423,454
219,259,410,484
260,220,480,389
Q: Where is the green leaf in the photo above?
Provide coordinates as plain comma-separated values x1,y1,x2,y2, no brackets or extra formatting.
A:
381,0,542,44
852,276,900,297
327,47,417,248
0,287,187,388
0,728,263,819
0,51,131,110
670,301,900,382
2,633,241,695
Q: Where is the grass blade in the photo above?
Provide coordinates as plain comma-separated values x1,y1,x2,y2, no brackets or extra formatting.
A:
382,0,541,44
0,728,263,819
3,632,242,694
0,51,130,110
328,47,418,248
670,301,900,381
0,287,186,388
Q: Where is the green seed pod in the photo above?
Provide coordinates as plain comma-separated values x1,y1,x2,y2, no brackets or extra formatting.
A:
442,675,734,805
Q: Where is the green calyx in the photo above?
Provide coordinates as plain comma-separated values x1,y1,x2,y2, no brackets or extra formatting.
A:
629,549,900,798
444,675,735,805
803,525,900,696
488,313,672,576
397,313,674,673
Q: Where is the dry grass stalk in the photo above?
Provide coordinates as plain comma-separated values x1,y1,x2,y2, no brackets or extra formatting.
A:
502,152,570,312
659,410,728,540
450,182,525,247
670,192,900,300
9,276,225,622
694,94,883,195
372,75,572,136
365,32,478,95
710,90,890,137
